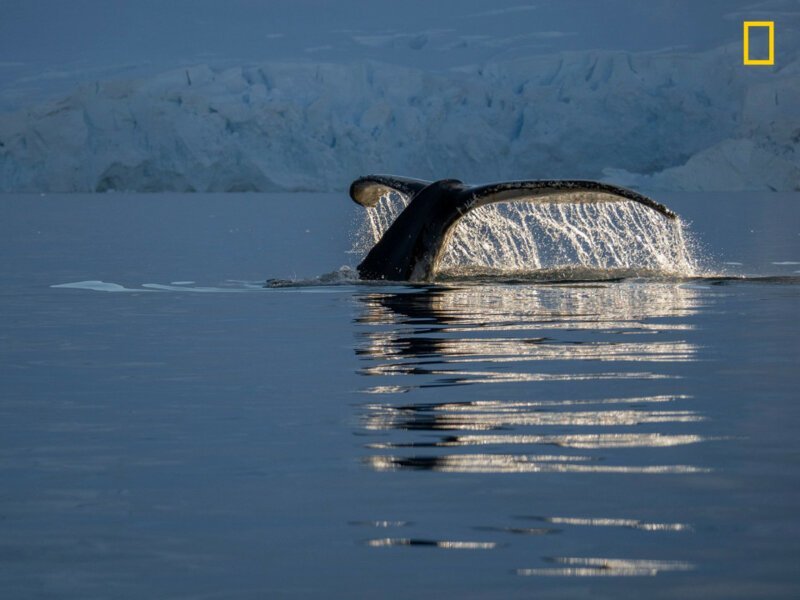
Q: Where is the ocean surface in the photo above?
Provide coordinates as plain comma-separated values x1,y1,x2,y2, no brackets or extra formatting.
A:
1,192,799,598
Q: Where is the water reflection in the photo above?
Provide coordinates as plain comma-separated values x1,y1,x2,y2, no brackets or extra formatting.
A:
356,284,700,391
516,557,695,577
517,516,691,532
355,283,708,471
353,282,709,574
366,454,708,474
348,520,412,528
364,402,703,432
366,539,498,550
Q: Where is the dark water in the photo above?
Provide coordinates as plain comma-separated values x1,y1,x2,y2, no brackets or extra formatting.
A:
1,193,799,598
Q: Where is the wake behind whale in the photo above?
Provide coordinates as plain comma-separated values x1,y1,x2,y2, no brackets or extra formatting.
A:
350,175,698,282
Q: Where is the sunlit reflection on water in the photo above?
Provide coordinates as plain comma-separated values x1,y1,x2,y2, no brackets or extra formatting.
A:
518,516,691,532
365,454,709,474
517,557,695,577
360,336,697,364
366,538,498,550
355,282,702,328
364,405,703,430
368,433,710,450
355,284,701,390
348,520,412,528
353,282,711,574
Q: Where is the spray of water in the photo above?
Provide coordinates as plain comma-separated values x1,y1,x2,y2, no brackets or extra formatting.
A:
352,191,699,279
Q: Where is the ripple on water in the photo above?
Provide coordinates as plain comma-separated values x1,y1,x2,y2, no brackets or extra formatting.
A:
366,538,498,550
516,557,695,577
353,282,710,573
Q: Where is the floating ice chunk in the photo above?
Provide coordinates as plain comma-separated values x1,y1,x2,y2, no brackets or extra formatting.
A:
51,280,152,292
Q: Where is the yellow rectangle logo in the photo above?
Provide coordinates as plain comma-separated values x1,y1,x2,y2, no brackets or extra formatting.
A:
743,21,775,65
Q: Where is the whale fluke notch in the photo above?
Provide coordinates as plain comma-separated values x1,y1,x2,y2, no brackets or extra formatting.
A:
351,175,680,282
349,175,431,207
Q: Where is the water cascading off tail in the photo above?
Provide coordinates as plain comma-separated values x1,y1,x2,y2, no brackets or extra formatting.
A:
352,191,699,279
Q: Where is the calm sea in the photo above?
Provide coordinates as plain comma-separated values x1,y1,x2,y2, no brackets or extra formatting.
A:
1,192,798,598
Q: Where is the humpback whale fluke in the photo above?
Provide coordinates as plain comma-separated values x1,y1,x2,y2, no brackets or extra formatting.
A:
350,175,678,282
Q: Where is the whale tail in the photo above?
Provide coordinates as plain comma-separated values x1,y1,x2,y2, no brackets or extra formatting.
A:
350,175,676,219
350,175,678,281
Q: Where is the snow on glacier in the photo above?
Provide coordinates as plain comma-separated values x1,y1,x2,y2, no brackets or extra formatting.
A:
0,41,798,193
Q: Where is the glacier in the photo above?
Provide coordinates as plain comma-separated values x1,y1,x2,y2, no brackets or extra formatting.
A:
0,41,798,193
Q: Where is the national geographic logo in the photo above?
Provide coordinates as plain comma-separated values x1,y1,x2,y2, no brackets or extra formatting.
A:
743,21,775,65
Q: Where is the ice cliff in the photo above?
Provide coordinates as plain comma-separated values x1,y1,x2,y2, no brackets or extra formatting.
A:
0,43,797,192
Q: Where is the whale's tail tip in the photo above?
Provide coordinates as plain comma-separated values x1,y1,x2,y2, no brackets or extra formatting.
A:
349,175,433,208
349,178,383,208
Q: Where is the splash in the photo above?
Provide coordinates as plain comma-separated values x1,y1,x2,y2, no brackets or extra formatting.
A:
352,191,700,278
